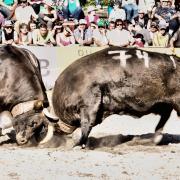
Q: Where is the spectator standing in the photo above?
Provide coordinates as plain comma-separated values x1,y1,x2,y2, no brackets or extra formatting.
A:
152,24,169,47
122,0,138,21
32,23,56,46
14,0,38,32
92,20,108,46
2,20,18,44
108,2,126,22
74,19,92,45
108,19,134,47
39,0,57,30
18,23,32,45
85,6,99,27
56,26,75,46
0,0,18,20
28,0,42,14
62,0,83,22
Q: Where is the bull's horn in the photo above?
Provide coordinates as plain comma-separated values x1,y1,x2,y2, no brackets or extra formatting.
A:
43,108,59,121
39,123,54,144
0,111,13,129
34,100,43,111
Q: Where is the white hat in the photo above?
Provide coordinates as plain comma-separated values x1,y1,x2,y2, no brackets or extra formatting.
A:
87,6,96,13
44,0,54,6
138,9,145,14
4,20,13,27
79,19,87,25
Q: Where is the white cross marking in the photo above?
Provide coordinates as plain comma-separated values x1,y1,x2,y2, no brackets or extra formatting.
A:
108,50,132,67
170,56,176,69
136,50,150,68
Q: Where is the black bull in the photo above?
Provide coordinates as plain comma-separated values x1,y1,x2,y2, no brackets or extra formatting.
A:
52,47,180,147
0,45,50,145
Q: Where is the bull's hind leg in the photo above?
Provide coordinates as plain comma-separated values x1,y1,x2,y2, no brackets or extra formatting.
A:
153,104,173,144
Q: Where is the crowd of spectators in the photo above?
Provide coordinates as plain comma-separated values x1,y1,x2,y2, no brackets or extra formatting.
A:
0,0,179,47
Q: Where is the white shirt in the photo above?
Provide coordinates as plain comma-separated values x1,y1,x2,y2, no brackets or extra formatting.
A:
109,8,126,22
15,6,38,23
108,28,134,46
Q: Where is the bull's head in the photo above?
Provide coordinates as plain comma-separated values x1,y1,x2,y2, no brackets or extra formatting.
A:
12,100,55,145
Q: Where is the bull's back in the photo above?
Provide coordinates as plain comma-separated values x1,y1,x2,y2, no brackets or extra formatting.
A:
53,47,177,119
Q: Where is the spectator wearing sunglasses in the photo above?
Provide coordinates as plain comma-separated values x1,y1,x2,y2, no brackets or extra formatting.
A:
108,19,134,47
2,20,18,44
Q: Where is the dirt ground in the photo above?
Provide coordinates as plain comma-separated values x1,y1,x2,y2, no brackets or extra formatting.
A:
0,110,180,180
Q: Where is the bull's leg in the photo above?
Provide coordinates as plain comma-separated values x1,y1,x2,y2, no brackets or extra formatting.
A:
75,100,103,148
74,108,92,148
153,105,173,144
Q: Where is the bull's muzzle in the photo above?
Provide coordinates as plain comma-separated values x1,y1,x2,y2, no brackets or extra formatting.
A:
16,132,28,145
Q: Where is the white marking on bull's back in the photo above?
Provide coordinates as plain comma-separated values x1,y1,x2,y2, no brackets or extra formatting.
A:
108,50,132,67
136,50,150,68
170,56,176,69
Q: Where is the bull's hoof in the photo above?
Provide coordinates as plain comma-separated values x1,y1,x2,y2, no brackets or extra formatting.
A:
73,144,86,150
153,133,163,145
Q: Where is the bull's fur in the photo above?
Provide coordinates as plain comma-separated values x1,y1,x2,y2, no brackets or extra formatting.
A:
53,46,180,146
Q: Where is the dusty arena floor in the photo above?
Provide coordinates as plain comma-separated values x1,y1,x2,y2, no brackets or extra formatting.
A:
0,110,180,179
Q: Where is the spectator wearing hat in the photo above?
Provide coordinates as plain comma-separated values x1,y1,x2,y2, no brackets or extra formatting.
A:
2,20,18,44
62,0,84,22
17,23,32,45
108,2,126,22
85,6,99,27
32,23,56,46
73,19,92,45
132,9,149,29
108,19,134,47
38,0,57,30
0,0,18,20
154,0,179,35
152,24,169,47
56,26,75,46
92,20,108,47
149,21,158,44
14,0,38,32
122,0,138,21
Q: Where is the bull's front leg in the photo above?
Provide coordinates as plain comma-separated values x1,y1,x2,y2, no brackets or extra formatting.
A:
74,99,102,149
74,108,93,148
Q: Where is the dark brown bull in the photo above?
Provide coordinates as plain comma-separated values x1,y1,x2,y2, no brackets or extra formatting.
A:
0,45,51,145
52,46,180,148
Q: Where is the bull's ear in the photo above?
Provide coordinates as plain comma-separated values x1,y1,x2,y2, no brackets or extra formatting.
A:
34,100,43,111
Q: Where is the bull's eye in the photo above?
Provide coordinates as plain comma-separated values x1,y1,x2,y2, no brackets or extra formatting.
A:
30,121,37,128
